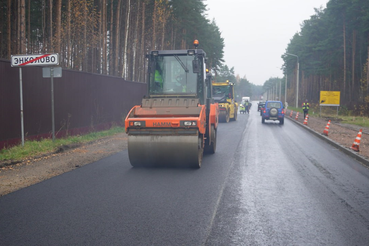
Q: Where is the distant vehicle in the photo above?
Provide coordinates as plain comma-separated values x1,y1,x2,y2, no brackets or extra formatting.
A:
241,96,252,110
261,100,284,124
242,96,250,102
212,80,238,122
257,101,265,112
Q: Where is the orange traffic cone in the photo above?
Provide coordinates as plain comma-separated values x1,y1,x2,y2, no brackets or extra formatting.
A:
322,120,331,136
295,112,299,120
350,129,362,152
289,110,293,117
303,115,308,125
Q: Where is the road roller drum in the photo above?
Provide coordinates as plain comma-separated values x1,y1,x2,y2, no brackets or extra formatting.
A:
128,131,202,167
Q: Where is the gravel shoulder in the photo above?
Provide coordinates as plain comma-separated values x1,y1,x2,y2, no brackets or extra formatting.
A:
285,110,369,164
0,134,128,196
1,112,369,197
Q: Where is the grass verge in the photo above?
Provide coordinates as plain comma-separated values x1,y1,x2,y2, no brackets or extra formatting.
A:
0,126,125,162
287,106,369,128
340,116,369,128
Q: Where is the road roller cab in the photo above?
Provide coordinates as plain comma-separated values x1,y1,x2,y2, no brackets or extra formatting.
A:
125,41,219,168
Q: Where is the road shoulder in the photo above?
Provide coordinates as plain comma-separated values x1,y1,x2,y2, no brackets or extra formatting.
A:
0,133,128,196
285,110,369,168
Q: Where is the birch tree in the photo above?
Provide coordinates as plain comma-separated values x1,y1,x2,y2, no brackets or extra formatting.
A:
122,0,131,79
7,0,11,58
114,0,122,76
55,0,61,55
49,0,52,51
132,0,141,80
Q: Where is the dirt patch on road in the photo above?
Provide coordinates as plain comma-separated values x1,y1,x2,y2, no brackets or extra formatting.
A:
0,133,128,196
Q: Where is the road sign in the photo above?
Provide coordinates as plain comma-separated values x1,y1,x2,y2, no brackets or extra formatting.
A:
320,91,340,106
11,54,59,67
11,53,60,146
43,67,62,78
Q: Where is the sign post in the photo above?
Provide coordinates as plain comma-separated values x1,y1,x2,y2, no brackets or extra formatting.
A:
11,54,60,145
43,67,62,141
51,68,55,141
19,67,24,147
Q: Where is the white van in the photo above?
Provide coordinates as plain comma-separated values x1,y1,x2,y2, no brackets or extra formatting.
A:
242,97,250,103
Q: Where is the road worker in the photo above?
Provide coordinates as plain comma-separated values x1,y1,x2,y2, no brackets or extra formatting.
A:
239,104,246,114
302,99,310,119
154,66,163,92
244,100,249,114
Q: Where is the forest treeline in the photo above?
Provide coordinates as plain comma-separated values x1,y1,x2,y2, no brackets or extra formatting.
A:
275,0,369,114
3,0,368,115
0,0,224,83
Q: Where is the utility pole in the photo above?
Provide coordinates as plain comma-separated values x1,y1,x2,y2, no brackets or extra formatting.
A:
286,53,299,108
285,74,287,107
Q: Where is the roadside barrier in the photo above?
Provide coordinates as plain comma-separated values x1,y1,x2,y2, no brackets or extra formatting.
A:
289,110,293,117
322,120,331,136
303,115,308,125
295,112,299,120
350,129,362,152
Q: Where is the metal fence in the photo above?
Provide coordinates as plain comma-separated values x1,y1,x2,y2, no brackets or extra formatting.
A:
0,59,147,149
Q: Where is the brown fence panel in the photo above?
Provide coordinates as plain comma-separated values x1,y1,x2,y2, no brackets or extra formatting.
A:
0,59,147,149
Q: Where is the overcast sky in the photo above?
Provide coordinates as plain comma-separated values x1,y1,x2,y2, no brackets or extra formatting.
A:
205,0,329,86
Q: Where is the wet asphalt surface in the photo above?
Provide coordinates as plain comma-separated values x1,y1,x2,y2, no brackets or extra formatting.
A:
1,105,369,245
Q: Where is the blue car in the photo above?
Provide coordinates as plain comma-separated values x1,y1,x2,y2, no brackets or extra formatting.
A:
261,100,285,124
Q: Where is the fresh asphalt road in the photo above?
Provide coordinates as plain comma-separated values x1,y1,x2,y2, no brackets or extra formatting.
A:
1,104,369,245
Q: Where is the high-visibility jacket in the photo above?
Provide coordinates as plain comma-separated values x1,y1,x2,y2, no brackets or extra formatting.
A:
155,70,163,87
302,102,310,110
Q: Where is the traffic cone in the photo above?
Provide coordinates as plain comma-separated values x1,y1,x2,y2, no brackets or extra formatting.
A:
289,110,293,117
322,120,331,136
303,115,308,125
350,129,362,152
295,112,299,120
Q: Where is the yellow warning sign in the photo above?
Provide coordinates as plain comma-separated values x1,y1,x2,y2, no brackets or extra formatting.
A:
320,91,340,106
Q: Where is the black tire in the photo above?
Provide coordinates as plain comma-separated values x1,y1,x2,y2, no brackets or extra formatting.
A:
192,136,204,168
204,125,217,154
279,118,284,125
231,109,238,121
225,110,230,123
262,117,265,124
